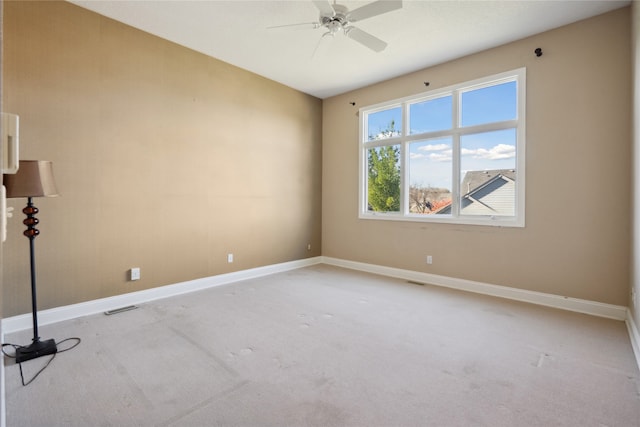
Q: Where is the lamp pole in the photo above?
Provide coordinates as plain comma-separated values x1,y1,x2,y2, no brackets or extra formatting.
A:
14,196,57,363
23,196,41,343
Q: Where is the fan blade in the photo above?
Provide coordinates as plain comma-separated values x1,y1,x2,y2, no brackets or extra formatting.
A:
312,0,335,17
348,0,402,22
267,22,319,30
346,26,387,52
312,32,333,59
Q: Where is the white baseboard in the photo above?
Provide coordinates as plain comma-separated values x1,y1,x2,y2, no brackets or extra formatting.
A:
1,255,638,389
3,255,628,335
1,257,323,335
321,256,628,321
1,254,632,347
626,310,640,371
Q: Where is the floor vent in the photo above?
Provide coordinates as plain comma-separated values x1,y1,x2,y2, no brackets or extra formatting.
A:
104,305,138,316
407,280,426,286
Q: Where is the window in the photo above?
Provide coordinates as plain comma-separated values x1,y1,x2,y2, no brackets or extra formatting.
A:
359,68,525,227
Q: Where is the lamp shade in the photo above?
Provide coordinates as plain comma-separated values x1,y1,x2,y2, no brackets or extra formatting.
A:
4,160,59,198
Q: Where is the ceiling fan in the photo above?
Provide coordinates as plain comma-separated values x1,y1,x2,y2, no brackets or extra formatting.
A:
270,0,403,53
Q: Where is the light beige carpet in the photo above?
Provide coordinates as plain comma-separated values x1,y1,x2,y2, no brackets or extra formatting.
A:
3,265,640,426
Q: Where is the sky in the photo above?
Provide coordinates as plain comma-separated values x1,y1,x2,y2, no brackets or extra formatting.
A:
367,80,517,190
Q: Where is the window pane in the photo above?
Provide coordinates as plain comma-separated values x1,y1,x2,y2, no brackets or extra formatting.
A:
366,107,402,141
367,145,401,212
409,95,452,134
461,81,516,127
408,137,452,214
460,129,516,216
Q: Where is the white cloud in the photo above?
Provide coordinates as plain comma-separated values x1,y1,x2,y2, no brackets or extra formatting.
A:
429,151,452,162
419,143,450,152
461,144,515,160
412,143,452,162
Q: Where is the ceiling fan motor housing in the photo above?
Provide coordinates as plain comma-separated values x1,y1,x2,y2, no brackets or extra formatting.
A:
321,4,349,34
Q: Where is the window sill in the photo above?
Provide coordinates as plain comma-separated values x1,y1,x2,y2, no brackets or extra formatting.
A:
359,212,525,228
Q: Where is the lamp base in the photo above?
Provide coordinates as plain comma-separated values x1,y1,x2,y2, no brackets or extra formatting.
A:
15,339,57,363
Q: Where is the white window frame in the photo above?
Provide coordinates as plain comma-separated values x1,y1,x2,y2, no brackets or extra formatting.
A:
359,68,526,227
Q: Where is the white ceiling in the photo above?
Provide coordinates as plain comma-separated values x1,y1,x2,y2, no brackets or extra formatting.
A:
69,0,630,99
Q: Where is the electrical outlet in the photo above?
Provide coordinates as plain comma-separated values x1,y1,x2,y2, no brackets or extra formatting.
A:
307,243,311,251
426,255,433,265
130,267,140,281
227,253,234,263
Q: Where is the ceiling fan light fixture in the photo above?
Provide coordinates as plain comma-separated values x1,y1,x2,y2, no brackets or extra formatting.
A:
327,20,343,34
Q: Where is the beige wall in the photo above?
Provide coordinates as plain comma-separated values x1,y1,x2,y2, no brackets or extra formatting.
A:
1,1,323,317
323,7,632,306
1,2,634,318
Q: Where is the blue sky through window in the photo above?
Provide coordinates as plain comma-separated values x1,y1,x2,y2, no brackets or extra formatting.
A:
409,137,452,190
462,81,517,127
410,96,452,134
367,107,401,140
368,80,517,189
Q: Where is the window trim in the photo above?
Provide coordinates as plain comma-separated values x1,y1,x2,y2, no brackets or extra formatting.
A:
359,68,526,227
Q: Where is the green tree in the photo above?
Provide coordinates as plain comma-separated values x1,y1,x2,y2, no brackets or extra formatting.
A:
368,144,400,212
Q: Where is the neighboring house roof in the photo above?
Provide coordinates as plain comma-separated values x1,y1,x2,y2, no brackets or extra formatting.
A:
461,169,516,216
432,169,516,215
461,169,515,197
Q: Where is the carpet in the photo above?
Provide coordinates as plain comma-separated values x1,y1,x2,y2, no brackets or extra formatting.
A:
4,265,639,426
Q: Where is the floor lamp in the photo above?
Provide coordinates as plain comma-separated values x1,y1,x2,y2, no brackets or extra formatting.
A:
4,160,59,363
